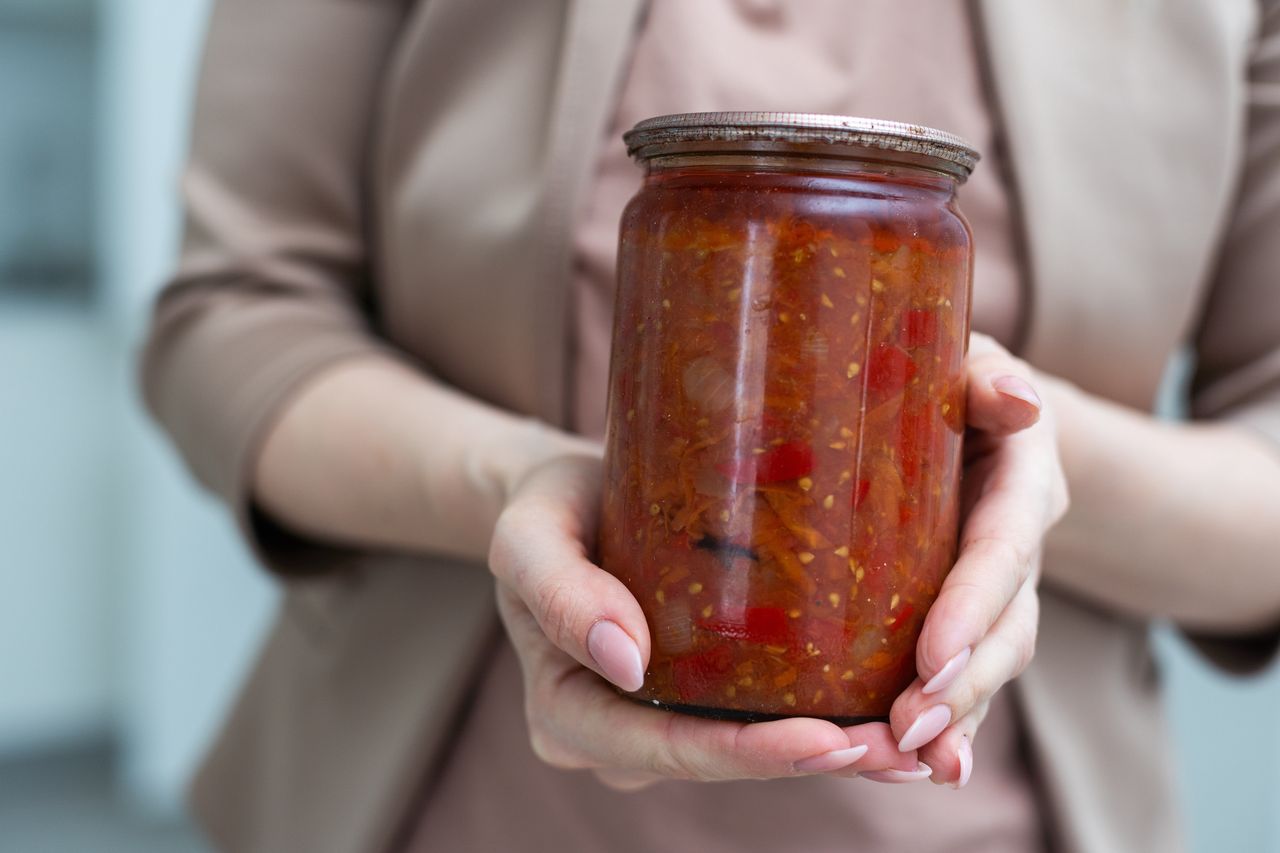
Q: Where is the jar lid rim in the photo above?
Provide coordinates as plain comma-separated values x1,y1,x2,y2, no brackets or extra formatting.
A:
625,112,980,175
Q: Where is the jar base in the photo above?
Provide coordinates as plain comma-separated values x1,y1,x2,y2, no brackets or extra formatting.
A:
628,694,889,727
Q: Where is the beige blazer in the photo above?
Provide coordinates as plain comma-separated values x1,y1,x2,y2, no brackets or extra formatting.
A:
143,1,1280,851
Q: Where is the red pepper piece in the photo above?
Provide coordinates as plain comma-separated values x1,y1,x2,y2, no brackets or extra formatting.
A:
871,228,900,254
886,603,915,634
803,616,851,658
851,478,871,509
716,440,814,485
699,606,793,646
866,343,918,394
901,309,939,348
896,407,932,490
671,642,735,701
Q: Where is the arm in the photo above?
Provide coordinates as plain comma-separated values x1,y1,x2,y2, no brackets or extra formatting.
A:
250,357,593,563
1038,2,1280,636
142,1,595,569
140,0,414,568
1041,381,1280,634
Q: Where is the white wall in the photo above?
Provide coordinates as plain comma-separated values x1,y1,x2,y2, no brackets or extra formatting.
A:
0,308,113,753
0,14,94,289
0,0,278,821
0,0,107,756
1157,629,1280,852
98,0,278,815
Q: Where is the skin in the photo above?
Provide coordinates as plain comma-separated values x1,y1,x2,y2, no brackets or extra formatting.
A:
254,331,1280,787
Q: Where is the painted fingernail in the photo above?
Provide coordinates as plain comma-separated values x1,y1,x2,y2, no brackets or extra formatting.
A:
587,620,645,692
793,744,869,773
922,646,971,695
992,375,1042,410
897,704,953,752
860,762,933,784
952,735,973,789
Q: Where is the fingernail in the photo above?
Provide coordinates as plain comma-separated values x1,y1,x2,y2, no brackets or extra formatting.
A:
992,375,1042,410
952,736,973,789
897,704,952,752
793,744,869,773
922,647,971,695
860,762,933,784
587,620,645,692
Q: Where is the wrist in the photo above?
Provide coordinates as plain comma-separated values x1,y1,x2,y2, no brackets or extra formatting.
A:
463,417,602,511
1031,370,1088,477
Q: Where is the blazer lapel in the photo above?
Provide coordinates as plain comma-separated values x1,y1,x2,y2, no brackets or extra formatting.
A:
533,0,645,427
975,0,1254,407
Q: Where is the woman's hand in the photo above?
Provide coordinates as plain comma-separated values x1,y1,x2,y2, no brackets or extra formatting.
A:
488,332,1064,791
887,332,1068,785
489,453,926,791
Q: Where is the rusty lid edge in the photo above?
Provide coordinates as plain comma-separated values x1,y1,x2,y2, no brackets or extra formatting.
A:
625,111,980,175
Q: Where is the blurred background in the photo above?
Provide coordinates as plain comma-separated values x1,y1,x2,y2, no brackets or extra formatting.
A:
0,1,1278,851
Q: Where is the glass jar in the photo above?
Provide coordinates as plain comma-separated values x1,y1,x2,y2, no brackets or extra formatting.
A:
599,112,977,723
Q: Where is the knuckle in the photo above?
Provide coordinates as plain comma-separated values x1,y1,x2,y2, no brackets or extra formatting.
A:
652,741,702,781
963,699,992,734
524,667,557,712
947,575,1011,621
519,656,585,771
965,535,1034,586
941,573,1018,631
486,512,516,576
1051,477,1071,523
1010,609,1040,676
488,506,540,577
944,681,980,719
649,721,713,782
525,714,585,771
594,769,651,792
1012,632,1038,675
532,577,585,649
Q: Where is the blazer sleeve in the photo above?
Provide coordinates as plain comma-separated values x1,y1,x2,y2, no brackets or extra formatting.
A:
1184,1,1280,672
139,0,410,572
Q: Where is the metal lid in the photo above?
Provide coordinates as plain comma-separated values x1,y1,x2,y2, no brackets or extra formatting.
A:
625,111,979,177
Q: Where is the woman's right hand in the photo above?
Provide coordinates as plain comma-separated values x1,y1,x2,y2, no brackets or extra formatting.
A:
488,451,927,790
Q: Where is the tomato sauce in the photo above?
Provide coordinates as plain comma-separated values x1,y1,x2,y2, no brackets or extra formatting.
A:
599,115,976,722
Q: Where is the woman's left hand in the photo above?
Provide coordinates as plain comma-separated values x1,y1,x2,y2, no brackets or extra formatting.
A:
880,332,1068,786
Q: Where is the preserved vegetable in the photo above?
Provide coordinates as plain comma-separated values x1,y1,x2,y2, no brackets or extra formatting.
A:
599,114,976,722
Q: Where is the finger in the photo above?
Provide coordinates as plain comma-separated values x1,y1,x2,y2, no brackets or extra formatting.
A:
826,723,923,780
498,583,874,781
489,457,651,692
965,340,1042,435
915,432,1055,681
548,671,860,780
891,578,1038,751
594,768,665,792
496,581,572,677
594,722,913,784
917,702,987,787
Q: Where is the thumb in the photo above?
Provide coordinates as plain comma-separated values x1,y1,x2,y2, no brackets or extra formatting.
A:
489,457,651,692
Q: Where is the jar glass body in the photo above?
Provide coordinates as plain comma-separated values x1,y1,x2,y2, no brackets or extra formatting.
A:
599,151,973,723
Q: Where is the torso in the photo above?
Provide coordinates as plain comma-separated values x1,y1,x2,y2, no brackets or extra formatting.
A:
411,2,1042,850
